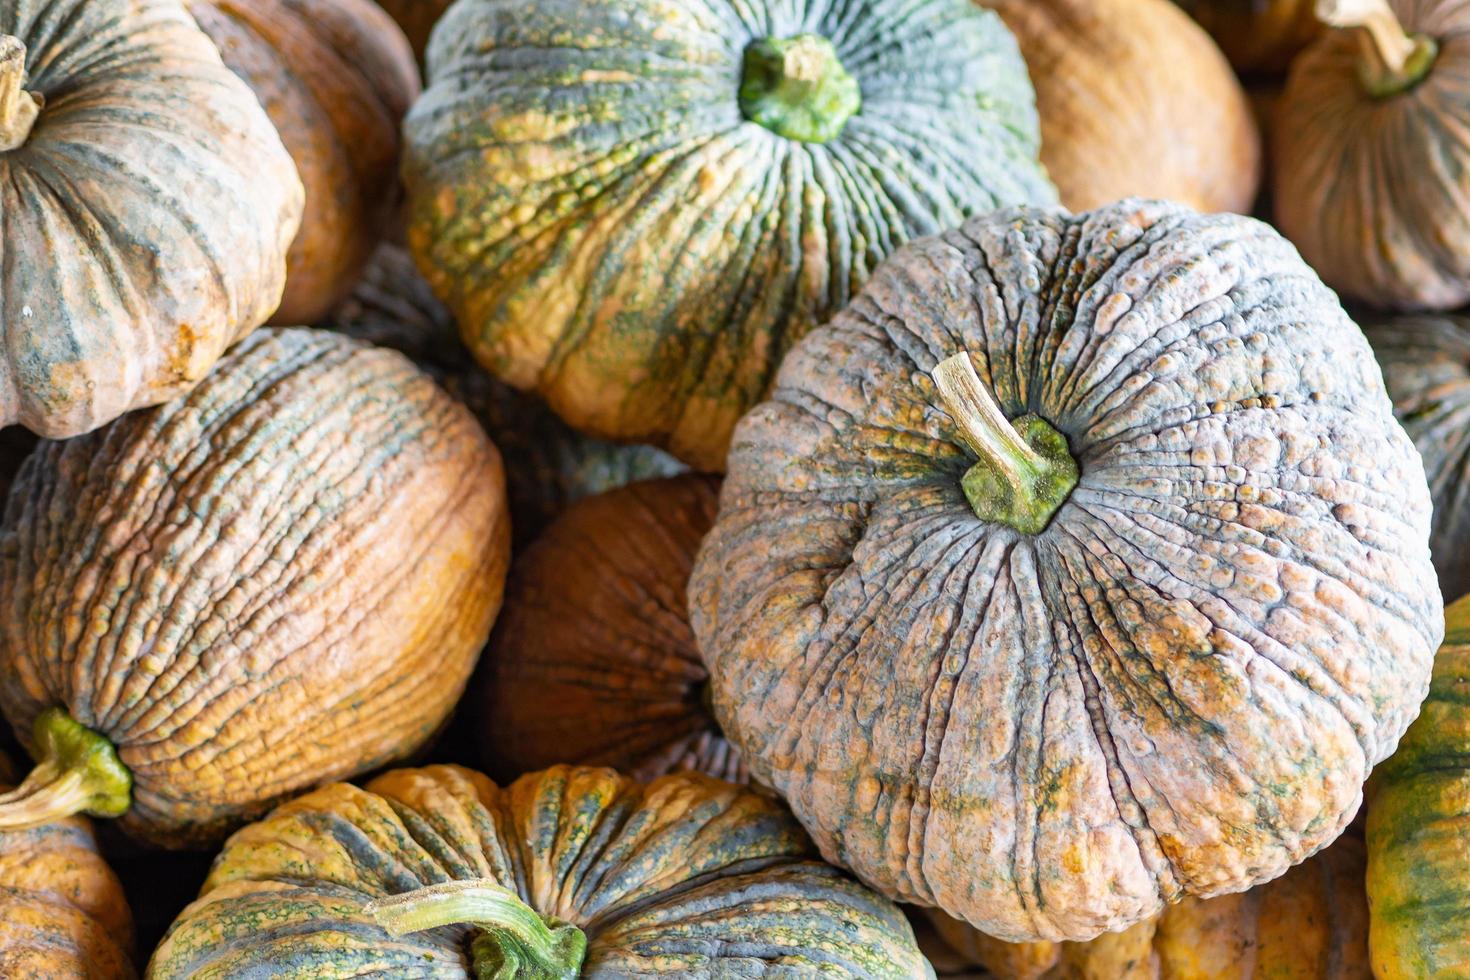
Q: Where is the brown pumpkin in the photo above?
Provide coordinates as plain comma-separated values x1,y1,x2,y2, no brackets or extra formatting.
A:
1174,0,1324,74
191,0,420,325
0,328,510,848
981,0,1261,213
371,0,451,70
477,475,743,784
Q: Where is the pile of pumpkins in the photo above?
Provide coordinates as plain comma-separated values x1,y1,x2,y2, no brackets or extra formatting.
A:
2,0,1469,975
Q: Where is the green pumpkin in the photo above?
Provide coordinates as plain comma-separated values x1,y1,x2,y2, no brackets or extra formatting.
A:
403,0,1056,471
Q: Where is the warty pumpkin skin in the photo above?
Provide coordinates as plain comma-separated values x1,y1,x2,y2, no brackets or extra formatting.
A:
146,764,934,978
0,328,510,849
404,0,1056,472
689,198,1443,943
0,0,302,439
1174,0,1324,74
980,0,1261,215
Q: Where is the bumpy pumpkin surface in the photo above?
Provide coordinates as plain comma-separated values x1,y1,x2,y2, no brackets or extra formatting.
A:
981,0,1261,214
478,475,742,784
0,328,510,848
690,199,1442,942
1367,593,1470,977
1174,0,1323,74
147,764,933,978
404,0,1056,471
0,0,302,438
324,245,685,547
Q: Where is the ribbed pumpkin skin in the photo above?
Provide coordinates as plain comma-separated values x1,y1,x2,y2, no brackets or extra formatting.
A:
1173,0,1322,75
0,751,135,979
1367,594,1470,977
479,475,743,784
0,328,510,848
689,199,1442,943
191,0,419,325
147,765,934,978
981,0,1260,214
404,0,1056,472
0,0,302,438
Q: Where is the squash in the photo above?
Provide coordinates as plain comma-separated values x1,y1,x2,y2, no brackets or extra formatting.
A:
0,0,302,438
403,0,1056,472
371,0,450,70
324,245,685,547
0,750,135,978
1275,0,1470,311
147,764,934,978
689,198,1442,943
1366,592,1470,977
477,475,741,784
1362,314,1470,601
0,328,510,849
980,0,1261,214
1174,0,1324,75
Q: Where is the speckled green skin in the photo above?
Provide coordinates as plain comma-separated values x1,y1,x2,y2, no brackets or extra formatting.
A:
690,199,1443,943
403,0,1056,471
146,765,934,978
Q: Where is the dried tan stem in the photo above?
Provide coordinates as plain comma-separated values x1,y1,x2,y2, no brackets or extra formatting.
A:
0,36,41,152
1317,0,1415,74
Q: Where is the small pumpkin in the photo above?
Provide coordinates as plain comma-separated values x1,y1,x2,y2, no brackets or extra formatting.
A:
403,0,1056,471
0,328,510,848
0,0,302,438
981,0,1261,214
191,0,420,325
0,750,135,978
478,475,741,784
1174,0,1324,74
147,764,933,978
1275,0,1470,310
689,199,1442,942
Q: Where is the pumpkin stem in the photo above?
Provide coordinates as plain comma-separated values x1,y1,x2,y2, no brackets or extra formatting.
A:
0,708,131,830
931,353,1077,535
0,36,42,152
739,34,861,144
1316,0,1437,96
367,878,587,980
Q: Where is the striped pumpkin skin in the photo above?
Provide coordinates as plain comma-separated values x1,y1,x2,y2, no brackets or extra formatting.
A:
403,0,1056,471
146,765,933,978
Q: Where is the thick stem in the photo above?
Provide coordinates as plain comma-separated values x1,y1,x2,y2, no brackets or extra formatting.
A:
739,34,860,144
366,879,587,980
1317,0,1437,97
0,36,42,152
931,353,1077,535
0,708,131,830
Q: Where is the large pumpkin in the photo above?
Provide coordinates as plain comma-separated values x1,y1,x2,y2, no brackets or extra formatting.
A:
191,0,419,325
0,0,302,438
0,328,510,848
1174,0,1323,74
689,199,1442,942
147,764,933,978
403,0,1056,471
980,0,1261,214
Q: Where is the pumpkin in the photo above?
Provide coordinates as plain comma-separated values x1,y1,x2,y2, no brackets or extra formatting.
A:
980,0,1261,214
0,0,302,439
1174,0,1324,74
324,245,685,548
1275,0,1470,311
1366,592,1470,977
477,475,742,784
0,328,510,849
191,0,420,325
403,0,1056,472
147,764,933,978
689,198,1442,943
371,0,450,70
0,750,135,978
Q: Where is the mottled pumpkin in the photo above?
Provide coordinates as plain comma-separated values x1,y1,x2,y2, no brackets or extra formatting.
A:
147,764,933,978
1276,0,1470,310
324,245,685,547
690,198,1442,942
0,750,135,978
478,475,742,784
372,0,450,69
404,0,1056,471
0,0,302,438
0,328,510,848
1174,0,1323,74
981,0,1261,214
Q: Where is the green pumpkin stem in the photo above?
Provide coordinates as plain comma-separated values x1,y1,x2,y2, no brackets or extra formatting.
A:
931,353,1078,535
1317,0,1437,97
0,36,42,152
739,34,860,144
0,708,131,830
366,879,587,980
